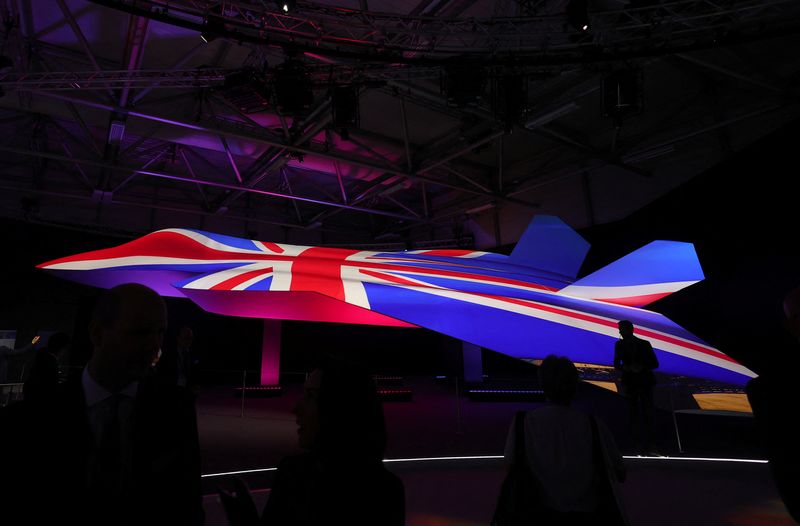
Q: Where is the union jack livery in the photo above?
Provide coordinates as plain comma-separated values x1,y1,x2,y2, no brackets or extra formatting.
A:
38,215,755,385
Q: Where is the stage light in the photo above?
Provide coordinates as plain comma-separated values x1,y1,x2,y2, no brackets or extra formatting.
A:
279,0,296,12
567,0,590,32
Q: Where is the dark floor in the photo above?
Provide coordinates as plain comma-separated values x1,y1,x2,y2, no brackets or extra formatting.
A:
197,377,790,525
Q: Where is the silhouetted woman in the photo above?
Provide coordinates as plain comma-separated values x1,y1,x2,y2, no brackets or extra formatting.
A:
261,356,404,525
501,355,628,526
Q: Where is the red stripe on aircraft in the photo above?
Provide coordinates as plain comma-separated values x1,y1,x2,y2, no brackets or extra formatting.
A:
474,293,737,364
210,267,273,291
360,270,736,366
596,292,672,307
417,250,477,257
359,269,426,288
261,242,284,253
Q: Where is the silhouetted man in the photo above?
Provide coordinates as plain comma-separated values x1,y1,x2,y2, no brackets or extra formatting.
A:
23,331,70,401
0,334,39,384
746,286,800,522
0,284,204,526
614,319,659,454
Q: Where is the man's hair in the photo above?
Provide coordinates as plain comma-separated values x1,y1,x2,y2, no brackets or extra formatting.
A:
91,289,123,328
538,355,579,405
618,320,633,330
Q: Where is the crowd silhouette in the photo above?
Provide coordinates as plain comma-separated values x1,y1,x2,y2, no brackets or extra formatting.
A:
9,281,792,526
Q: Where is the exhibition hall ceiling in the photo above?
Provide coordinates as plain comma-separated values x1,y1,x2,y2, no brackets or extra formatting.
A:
1,0,798,248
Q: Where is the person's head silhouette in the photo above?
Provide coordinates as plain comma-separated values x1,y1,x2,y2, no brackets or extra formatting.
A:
88,283,166,392
782,286,800,341
293,355,386,467
618,320,635,339
538,355,579,406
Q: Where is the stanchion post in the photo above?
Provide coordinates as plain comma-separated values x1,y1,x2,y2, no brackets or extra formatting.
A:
455,376,463,435
241,369,247,419
670,381,684,453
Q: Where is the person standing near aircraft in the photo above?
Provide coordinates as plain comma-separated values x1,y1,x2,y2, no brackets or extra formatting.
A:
614,320,659,454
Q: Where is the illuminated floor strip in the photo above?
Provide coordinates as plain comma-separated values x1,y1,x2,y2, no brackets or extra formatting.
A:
201,454,767,478
622,455,767,463
202,467,277,478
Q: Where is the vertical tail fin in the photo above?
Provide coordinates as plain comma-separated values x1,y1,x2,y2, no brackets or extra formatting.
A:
558,240,705,307
508,215,590,279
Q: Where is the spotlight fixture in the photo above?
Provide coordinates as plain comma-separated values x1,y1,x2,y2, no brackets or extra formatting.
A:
278,0,296,12
566,0,590,32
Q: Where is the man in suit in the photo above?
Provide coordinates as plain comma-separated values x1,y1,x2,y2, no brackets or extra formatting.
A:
0,283,204,526
614,319,659,455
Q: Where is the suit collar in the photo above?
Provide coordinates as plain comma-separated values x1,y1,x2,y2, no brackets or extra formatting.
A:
81,367,138,408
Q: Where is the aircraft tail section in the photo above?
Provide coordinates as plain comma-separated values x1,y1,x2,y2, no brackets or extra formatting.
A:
558,240,704,307
509,215,590,279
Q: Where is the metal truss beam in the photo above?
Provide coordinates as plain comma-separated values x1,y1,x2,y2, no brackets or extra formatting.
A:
34,91,535,207
0,69,229,91
88,0,800,62
0,144,440,224
504,102,792,200
0,180,333,233
55,0,117,103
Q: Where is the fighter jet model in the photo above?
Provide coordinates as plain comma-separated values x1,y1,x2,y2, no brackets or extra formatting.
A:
37,215,755,385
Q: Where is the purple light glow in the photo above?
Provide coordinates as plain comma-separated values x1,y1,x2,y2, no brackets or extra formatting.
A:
261,319,281,386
